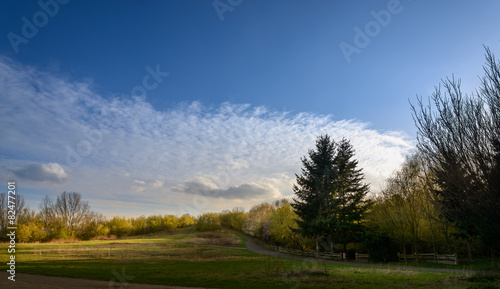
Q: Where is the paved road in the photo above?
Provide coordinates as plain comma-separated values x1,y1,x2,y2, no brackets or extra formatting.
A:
232,230,495,275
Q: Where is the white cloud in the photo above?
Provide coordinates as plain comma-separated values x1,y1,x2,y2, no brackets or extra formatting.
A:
0,56,415,215
172,177,275,200
13,163,68,183
132,179,164,192
152,180,164,188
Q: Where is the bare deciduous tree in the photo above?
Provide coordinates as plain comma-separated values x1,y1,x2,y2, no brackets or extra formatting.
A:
0,192,25,240
53,191,91,237
411,47,500,257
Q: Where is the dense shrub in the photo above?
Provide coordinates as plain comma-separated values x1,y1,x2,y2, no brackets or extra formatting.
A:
195,213,221,231
178,214,195,227
220,209,247,232
107,217,133,237
266,203,299,247
17,221,47,243
130,216,148,235
163,215,180,230
243,203,273,237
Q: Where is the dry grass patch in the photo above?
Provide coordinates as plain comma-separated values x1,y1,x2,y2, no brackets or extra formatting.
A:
196,231,221,239
91,235,117,241
47,237,81,244
191,231,241,246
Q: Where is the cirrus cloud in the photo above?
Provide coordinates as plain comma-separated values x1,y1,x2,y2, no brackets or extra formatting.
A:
0,56,415,216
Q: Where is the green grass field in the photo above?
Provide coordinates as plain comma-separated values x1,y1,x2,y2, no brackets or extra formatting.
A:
388,258,500,272
2,227,499,289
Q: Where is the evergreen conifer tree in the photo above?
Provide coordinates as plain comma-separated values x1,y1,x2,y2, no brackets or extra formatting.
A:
292,135,370,252
329,139,370,252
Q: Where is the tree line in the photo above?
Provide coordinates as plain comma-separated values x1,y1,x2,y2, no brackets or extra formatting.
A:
0,191,194,242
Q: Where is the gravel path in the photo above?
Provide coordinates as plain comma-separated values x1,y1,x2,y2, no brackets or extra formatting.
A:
233,230,492,275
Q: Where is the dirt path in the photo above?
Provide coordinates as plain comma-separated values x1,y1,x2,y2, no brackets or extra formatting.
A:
233,231,491,275
0,272,216,289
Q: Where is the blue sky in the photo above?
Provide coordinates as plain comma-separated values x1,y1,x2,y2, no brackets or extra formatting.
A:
1,0,499,217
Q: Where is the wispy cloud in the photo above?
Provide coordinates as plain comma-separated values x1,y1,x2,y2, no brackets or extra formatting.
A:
132,179,164,193
0,56,414,216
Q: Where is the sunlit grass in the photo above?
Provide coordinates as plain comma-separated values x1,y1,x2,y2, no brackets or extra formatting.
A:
1,227,498,288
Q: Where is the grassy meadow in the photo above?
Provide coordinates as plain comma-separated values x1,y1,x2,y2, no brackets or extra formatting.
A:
2,227,499,289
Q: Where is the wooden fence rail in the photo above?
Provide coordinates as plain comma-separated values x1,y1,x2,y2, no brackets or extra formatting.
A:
276,246,344,260
397,252,458,265
314,252,342,260
355,253,369,261
276,246,314,257
275,246,458,265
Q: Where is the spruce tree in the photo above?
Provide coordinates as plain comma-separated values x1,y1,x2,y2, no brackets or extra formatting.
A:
292,135,337,251
292,135,370,253
329,139,370,252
